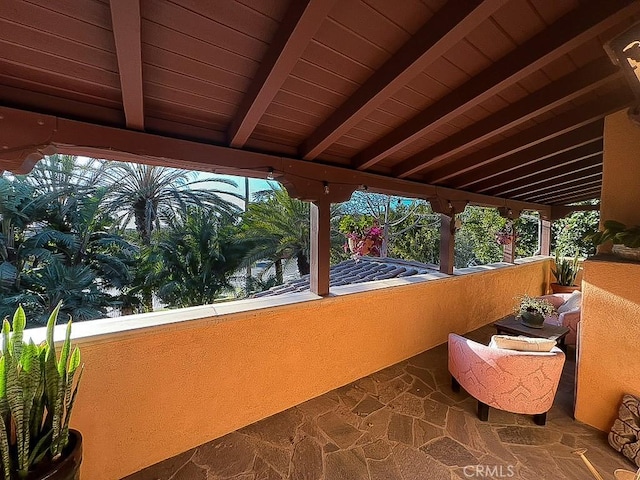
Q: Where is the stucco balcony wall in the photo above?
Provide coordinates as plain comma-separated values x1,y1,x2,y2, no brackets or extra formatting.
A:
37,257,551,479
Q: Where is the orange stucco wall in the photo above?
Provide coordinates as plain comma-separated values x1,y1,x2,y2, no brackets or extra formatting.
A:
65,259,551,479
574,110,640,431
575,259,640,431
600,110,640,227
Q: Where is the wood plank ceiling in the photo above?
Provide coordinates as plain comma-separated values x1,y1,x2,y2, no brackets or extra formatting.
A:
0,0,638,206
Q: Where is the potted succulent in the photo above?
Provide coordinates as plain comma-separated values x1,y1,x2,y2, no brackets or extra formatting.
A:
0,304,83,480
515,295,555,329
586,220,640,260
551,251,580,294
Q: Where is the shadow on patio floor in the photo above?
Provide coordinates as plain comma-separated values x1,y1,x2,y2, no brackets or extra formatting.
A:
125,325,635,480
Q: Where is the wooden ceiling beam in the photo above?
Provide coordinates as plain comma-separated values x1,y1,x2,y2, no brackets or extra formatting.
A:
390,58,618,177
525,179,602,203
421,85,632,186
299,0,504,161
109,0,144,130
425,119,604,189
509,165,603,199
0,105,551,216
471,140,603,193
227,0,337,148
480,140,602,195
352,0,639,170
548,190,602,206
537,188,602,206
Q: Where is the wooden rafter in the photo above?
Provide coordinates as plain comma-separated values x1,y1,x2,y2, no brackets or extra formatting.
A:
389,58,619,177
556,192,602,205
352,0,639,170
448,125,604,190
471,140,603,193
227,0,337,148
486,159,602,197
110,0,144,130
527,180,602,203
421,87,632,186
549,190,602,206
508,165,603,199
299,0,505,161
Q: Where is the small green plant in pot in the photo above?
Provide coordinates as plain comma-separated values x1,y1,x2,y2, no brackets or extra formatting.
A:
0,304,83,480
551,251,580,293
516,295,555,329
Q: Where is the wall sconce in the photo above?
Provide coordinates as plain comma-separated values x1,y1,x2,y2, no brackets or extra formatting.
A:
266,168,274,180
323,181,330,194
604,21,640,101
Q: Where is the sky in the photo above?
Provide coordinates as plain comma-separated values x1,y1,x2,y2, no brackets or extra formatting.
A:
71,155,278,211
196,173,276,210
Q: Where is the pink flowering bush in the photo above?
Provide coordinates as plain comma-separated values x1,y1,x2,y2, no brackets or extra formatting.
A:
495,222,515,245
340,216,383,258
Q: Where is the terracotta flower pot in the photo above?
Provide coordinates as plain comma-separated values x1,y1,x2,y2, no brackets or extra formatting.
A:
27,430,83,480
550,283,580,294
520,311,545,329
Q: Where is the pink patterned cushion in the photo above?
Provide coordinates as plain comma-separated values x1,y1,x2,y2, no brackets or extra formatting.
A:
448,333,565,415
539,294,581,346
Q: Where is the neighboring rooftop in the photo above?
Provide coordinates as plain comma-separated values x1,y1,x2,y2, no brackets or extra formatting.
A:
253,257,440,298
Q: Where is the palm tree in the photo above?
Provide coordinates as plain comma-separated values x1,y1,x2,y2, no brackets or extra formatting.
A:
240,186,311,280
102,163,241,245
143,208,244,307
0,159,137,323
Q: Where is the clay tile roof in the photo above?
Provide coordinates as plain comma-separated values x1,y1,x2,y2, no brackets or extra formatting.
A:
253,257,439,298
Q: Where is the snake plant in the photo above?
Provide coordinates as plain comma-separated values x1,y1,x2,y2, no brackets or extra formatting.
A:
0,304,82,479
552,251,580,286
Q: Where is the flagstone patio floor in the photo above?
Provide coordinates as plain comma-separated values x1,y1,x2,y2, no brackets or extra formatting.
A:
125,325,635,480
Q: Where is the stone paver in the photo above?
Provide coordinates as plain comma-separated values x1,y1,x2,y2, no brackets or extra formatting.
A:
125,325,636,480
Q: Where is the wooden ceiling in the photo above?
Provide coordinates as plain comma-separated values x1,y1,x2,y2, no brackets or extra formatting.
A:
1,0,639,206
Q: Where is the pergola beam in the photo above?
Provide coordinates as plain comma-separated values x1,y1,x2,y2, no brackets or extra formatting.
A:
527,181,602,204
548,189,602,205
390,58,618,177
449,125,604,190
510,166,603,199
550,204,600,220
422,85,632,185
300,0,504,161
353,0,639,170
471,140,603,193
484,154,602,196
227,0,337,148
109,0,144,130
310,199,331,296
0,105,551,217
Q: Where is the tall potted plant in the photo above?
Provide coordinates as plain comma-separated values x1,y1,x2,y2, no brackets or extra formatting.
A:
0,304,83,480
551,251,581,294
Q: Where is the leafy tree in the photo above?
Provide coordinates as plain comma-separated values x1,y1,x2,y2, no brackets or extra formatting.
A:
552,207,599,257
143,208,244,307
339,192,432,257
455,207,505,265
387,203,440,264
